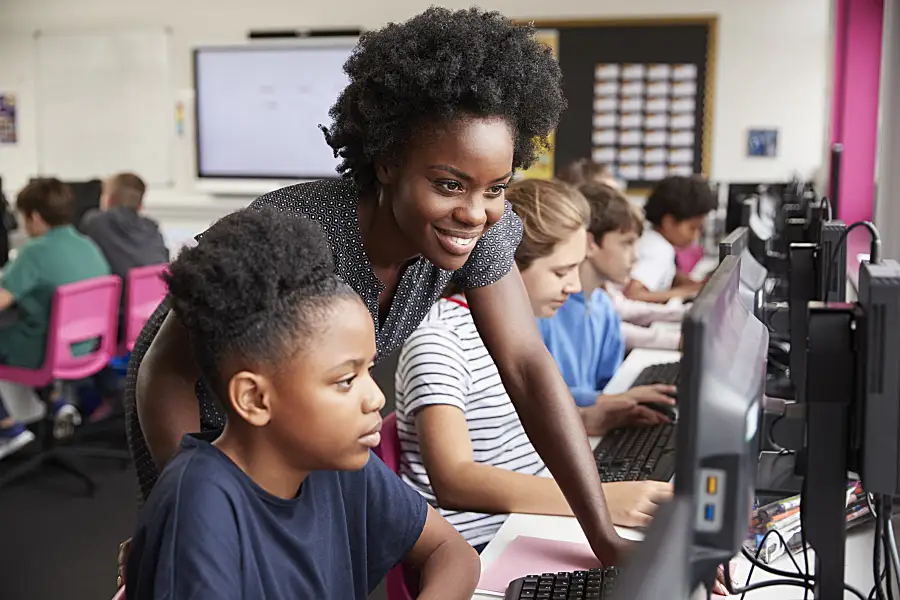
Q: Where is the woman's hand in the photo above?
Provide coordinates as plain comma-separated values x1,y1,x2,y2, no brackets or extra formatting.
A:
601,480,674,528
116,538,131,588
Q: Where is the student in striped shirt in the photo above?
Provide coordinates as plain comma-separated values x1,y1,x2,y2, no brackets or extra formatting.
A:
395,180,673,551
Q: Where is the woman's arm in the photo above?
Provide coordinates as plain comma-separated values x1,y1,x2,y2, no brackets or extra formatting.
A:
405,505,481,600
466,267,627,564
136,309,202,470
417,405,574,516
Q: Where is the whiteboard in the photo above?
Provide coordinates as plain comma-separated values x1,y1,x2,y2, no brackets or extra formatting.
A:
35,29,173,185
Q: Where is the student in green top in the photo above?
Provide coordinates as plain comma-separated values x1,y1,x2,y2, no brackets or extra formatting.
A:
0,178,110,460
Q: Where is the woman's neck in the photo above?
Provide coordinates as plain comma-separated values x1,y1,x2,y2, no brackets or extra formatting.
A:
357,189,421,270
579,261,609,298
213,424,308,500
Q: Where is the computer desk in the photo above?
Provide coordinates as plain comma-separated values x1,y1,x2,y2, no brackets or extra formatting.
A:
472,348,893,599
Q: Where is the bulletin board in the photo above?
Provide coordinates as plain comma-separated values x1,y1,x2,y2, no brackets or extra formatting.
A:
521,17,717,190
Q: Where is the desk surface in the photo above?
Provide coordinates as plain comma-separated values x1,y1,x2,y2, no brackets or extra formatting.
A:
473,348,884,599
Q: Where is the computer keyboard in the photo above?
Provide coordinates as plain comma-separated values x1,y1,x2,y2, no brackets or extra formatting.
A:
630,361,680,387
504,568,620,599
593,423,676,482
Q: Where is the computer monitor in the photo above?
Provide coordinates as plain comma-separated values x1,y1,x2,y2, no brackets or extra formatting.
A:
678,255,769,580
725,182,787,233
612,496,693,599
719,227,768,314
718,227,748,262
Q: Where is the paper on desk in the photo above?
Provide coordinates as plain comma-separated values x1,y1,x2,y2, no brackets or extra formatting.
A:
477,536,601,595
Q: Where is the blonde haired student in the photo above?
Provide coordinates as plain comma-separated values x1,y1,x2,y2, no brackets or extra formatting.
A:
394,179,673,551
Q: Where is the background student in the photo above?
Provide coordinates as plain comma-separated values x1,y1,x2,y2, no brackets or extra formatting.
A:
539,181,680,402
126,208,479,600
625,175,718,303
0,179,110,460
557,159,687,347
82,172,169,319
393,179,673,552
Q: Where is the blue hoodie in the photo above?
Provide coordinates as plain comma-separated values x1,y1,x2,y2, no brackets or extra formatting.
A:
538,289,625,407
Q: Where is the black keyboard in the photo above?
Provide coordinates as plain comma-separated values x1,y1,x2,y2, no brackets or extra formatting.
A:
505,568,620,599
593,423,676,482
630,361,680,387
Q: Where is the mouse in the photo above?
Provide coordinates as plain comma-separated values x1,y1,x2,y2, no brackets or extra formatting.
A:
641,402,678,422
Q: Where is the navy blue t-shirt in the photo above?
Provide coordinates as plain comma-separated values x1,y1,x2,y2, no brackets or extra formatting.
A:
126,434,428,600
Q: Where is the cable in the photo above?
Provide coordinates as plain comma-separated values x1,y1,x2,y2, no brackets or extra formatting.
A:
876,496,887,600
887,501,900,591
823,196,834,221
801,475,811,600
884,497,894,600
766,414,788,453
824,220,882,303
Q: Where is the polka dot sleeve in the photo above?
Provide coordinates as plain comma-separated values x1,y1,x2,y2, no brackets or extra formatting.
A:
453,200,524,289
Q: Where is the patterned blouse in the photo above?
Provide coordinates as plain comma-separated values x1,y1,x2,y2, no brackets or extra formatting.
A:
124,178,524,500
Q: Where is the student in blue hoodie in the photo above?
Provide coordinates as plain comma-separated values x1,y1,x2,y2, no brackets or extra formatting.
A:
538,182,676,408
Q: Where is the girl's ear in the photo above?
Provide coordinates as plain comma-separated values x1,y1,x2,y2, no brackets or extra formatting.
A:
227,372,273,427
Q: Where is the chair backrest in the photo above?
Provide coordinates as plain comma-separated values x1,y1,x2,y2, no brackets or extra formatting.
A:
374,412,416,600
45,275,121,380
375,411,402,473
122,264,168,353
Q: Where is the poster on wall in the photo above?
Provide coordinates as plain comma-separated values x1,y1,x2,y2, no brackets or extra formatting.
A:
0,94,16,144
519,30,558,180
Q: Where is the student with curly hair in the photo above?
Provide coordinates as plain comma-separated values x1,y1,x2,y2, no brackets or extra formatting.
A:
124,208,479,600
625,175,718,303
123,7,629,572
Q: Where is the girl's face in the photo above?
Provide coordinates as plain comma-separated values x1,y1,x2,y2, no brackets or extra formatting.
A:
263,296,385,473
376,116,515,272
520,227,588,318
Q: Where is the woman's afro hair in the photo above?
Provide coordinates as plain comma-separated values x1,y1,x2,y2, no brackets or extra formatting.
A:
165,208,353,377
321,6,567,192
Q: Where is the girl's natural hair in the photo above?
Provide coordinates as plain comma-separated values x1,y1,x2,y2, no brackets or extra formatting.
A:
506,179,591,271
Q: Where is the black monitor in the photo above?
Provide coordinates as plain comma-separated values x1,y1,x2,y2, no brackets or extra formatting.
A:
719,227,768,314
725,182,787,233
67,179,103,228
718,227,748,262
612,496,694,599
679,255,769,582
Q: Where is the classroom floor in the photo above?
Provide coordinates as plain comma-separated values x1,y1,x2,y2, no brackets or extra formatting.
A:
0,449,389,600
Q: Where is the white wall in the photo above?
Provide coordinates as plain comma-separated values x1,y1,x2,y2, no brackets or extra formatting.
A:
0,0,832,239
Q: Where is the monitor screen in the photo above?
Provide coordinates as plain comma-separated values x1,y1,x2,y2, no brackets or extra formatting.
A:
679,255,768,558
194,42,356,180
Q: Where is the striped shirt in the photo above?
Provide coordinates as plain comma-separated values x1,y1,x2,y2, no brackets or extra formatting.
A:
394,296,545,547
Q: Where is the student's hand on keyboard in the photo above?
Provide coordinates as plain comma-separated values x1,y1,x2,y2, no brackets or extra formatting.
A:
580,391,673,435
622,384,677,406
602,480,673,528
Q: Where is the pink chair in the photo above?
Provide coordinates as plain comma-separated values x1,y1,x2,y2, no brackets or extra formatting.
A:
374,412,417,600
675,243,705,274
0,275,122,494
119,264,168,356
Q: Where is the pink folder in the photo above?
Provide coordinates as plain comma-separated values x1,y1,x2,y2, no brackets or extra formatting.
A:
477,536,601,594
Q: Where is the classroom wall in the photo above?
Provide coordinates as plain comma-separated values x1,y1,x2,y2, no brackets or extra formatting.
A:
0,0,832,239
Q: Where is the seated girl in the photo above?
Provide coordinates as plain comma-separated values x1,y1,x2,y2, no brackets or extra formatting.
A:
394,179,673,552
125,209,479,600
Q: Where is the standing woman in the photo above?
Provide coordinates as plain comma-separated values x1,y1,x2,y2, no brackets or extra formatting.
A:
127,7,630,564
